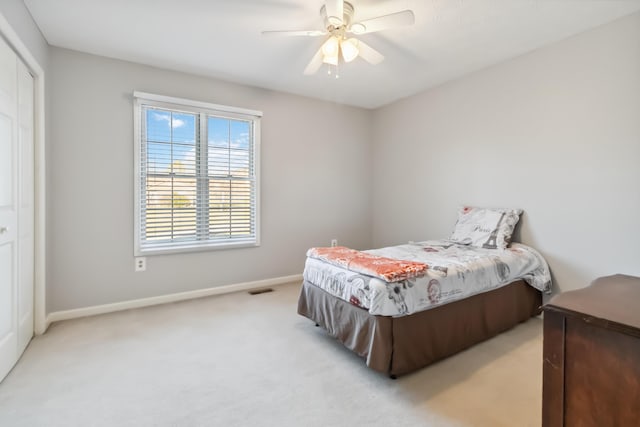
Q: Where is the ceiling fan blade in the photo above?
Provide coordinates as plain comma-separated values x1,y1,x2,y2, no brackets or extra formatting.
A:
262,29,326,37
303,46,325,75
357,41,384,65
350,10,415,34
325,0,344,26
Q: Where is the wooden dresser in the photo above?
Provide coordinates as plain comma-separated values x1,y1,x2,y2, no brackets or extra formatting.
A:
542,274,640,427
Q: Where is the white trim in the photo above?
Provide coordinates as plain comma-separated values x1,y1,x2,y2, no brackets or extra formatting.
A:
253,119,261,246
133,91,263,118
133,96,142,257
45,274,302,326
0,13,47,335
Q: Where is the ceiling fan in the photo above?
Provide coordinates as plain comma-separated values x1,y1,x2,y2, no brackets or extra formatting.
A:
262,0,415,75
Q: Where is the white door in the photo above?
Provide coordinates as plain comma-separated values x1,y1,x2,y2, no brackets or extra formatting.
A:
0,35,34,382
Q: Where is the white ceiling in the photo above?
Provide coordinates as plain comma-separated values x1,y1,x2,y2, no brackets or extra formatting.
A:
24,0,640,109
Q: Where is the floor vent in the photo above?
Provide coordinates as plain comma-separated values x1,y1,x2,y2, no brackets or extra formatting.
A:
248,288,274,295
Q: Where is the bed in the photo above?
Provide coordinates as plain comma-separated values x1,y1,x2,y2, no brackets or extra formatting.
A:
297,207,552,378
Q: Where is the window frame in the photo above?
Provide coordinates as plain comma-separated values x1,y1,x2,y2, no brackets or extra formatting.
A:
133,91,261,256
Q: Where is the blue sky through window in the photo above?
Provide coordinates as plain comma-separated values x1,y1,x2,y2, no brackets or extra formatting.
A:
146,108,195,174
208,117,251,176
145,107,251,176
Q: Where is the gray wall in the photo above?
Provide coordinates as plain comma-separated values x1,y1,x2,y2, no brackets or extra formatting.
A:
49,47,372,312
371,12,640,292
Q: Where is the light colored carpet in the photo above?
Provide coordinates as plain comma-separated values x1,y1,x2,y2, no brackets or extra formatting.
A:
0,282,543,426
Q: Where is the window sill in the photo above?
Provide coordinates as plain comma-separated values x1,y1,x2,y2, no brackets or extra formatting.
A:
135,240,259,256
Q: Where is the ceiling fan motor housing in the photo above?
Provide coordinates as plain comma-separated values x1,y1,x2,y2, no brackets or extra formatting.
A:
321,1,355,30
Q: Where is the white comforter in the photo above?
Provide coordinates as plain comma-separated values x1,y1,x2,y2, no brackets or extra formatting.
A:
303,240,552,317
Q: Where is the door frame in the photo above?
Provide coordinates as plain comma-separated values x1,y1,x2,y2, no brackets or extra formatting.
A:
0,13,47,334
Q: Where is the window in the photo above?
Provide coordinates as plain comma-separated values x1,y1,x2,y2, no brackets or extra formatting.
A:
134,92,261,255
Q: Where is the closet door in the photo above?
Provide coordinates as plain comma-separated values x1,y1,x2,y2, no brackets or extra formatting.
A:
0,35,34,382
0,35,19,382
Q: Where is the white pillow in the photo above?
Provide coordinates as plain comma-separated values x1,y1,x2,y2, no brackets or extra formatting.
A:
449,206,522,249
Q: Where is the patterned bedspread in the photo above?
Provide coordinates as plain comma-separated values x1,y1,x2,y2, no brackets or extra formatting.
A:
303,240,552,317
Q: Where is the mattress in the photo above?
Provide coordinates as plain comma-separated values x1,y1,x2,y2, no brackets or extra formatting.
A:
303,239,551,317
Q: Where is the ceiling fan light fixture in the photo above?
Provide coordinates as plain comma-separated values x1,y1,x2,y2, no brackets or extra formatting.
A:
340,38,359,62
321,36,340,57
322,52,339,65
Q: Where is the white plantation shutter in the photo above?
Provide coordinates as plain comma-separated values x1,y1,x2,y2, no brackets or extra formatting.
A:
134,92,261,255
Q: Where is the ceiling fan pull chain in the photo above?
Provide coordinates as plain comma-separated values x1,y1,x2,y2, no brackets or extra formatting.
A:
326,64,339,79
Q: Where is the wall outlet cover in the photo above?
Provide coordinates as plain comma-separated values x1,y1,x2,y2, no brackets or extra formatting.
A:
135,257,146,272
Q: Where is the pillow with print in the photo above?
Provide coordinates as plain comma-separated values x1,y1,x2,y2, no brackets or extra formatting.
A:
449,206,522,250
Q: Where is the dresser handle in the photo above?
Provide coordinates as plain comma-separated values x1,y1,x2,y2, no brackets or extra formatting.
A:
0,226,8,234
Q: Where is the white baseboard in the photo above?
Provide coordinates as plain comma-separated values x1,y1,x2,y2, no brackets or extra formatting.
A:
45,274,302,329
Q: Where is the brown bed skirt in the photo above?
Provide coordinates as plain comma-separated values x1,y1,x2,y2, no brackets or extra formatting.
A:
297,280,542,377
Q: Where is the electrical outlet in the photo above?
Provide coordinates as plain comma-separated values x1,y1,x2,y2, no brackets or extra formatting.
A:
331,239,338,247
135,257,146,272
